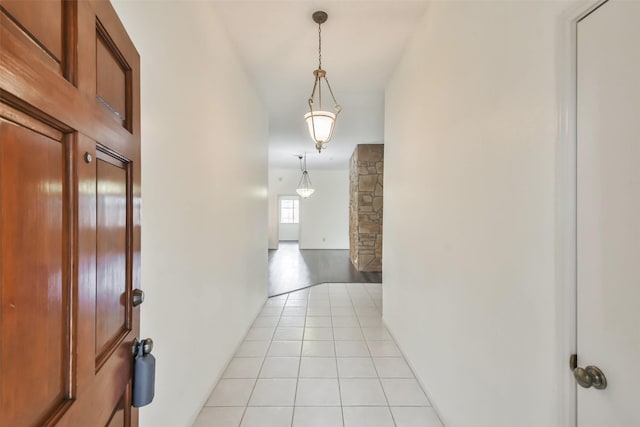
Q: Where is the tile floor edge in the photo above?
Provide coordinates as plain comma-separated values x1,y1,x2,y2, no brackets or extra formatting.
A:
383,321,447,427
269,281,382,299
190,296,269,425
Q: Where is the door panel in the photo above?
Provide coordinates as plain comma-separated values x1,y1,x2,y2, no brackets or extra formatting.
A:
0,119,71,426
1,0,63,61
0,1,141,425
106,395,126,427
0,0,73,77
577,1,640,425
95,151,131,369
96,28,129,128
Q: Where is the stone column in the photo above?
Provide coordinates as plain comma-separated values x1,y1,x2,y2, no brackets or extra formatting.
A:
349,144,383,272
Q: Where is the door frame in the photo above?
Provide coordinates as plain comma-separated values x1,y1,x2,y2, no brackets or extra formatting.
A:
556,1,608,426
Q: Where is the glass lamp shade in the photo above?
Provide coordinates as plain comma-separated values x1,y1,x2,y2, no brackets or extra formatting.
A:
296,188,315,198
304,110,336,147
296,170,315,199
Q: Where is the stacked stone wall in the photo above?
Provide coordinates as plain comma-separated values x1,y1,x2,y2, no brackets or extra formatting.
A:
349,144,383,272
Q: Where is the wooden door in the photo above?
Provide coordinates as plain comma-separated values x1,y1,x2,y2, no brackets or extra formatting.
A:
576,0,640,425
0,1,141,426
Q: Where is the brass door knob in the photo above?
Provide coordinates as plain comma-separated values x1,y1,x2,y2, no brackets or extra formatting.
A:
574,365,607,389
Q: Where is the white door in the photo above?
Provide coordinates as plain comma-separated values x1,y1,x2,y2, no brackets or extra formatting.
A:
278,196,300,241
577,1,640,426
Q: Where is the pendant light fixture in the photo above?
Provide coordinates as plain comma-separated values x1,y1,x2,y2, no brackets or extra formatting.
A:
296,154,315,198
305,10,342,153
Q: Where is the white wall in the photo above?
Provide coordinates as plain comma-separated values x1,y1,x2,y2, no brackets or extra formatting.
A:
268,168,349,250
384,2,573,426
112,3,268,427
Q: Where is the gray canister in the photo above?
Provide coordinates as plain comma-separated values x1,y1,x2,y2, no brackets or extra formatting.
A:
132,339,155,407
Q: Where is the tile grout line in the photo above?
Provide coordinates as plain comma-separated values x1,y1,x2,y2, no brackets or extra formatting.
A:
328,287,346,427
238,293,289,427
289,289,308,427
342,284,367,424
350,285,399,427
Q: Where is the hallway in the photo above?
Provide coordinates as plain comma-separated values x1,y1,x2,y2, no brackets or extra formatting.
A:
98,1,640,425
193,283,442,427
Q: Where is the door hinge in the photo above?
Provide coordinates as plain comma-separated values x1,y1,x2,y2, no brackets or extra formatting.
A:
570,354,578,370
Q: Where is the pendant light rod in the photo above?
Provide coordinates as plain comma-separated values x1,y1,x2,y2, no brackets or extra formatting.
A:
314,11,326,70
305,10,342,153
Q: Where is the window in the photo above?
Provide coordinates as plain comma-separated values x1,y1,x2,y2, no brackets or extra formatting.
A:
280,198,299,224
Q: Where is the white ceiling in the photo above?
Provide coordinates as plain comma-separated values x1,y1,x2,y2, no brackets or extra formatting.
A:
210,1,429,170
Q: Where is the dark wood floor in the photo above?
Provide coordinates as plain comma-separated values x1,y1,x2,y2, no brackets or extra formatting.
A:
268,242,382,296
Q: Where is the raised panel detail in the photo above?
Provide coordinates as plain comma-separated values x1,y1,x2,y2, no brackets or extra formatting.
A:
0,119,70,426
106,390,128,427
96,21,131,130
1,0,63,61
95,152,130,368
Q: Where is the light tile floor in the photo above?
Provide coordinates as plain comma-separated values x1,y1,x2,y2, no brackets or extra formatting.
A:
193,283,444,427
